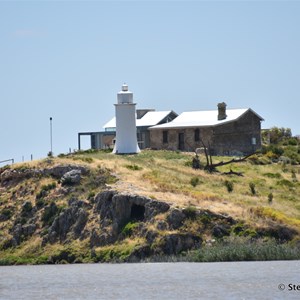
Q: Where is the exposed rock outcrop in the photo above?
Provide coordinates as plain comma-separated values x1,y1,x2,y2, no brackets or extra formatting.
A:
158,233,202,255
46,165,89,179
166,209,186,229
0,164,89,187
44,198,88,244
61,169,82,185
91,191,170,247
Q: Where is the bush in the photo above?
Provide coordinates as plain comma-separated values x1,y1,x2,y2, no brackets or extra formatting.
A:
248,154,271,165
1,208,12,220
249,182,256,195
283,147,300,164
263,172,282,179
125,164,142,171
41,202,59,226
277,179,294,188
288,138,298,146
261,145,284,158
190,177,200,187
291,169,297,182
183,206,197,219
121,221,138,237
224,180,234,193
36,198,46,209
22,201,33,213
36,182,56,200
191,237,300,262
268,193,273,204
88,191,95,200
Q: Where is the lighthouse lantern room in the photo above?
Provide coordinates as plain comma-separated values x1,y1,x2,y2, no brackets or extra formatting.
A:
112,84,140,154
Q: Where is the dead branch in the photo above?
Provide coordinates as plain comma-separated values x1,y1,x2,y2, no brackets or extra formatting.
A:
209,152,255,168
196,137,255,173
222,168,244,176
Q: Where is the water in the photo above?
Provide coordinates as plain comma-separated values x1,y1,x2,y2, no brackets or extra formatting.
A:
0,261,299,299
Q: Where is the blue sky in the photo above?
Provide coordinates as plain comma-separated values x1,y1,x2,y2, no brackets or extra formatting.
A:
1,0,300,163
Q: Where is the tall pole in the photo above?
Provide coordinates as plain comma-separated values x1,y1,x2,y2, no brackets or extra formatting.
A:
50,117,53,156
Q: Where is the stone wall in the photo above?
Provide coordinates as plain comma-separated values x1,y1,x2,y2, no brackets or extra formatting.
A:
212,111,262,155
149,110,262,155
150,127,213,151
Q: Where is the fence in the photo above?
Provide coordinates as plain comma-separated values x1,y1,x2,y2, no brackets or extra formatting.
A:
0,159,14,166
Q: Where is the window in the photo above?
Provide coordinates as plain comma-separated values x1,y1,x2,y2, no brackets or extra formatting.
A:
194,129,200,142
163,131,168,143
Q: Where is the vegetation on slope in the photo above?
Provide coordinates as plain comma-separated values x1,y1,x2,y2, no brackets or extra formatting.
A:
0,130,300,264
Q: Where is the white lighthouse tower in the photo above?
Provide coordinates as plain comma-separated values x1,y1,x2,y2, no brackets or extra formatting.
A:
112,84,140,154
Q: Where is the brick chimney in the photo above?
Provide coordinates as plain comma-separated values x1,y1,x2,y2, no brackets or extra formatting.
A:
217,102,227,120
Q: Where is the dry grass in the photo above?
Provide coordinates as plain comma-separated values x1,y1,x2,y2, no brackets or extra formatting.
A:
71,149,300,231
2,149,300,233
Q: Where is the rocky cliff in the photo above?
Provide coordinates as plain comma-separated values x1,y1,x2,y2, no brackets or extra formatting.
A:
0,155,299,264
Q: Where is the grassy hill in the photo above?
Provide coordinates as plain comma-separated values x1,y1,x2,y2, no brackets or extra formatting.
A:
1,149,300,264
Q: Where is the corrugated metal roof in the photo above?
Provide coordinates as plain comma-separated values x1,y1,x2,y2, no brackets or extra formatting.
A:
102,117,116,129
102,111,173,129
149,108,264,130
137,111,173,127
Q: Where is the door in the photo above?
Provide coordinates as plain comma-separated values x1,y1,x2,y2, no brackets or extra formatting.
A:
178,132,185,151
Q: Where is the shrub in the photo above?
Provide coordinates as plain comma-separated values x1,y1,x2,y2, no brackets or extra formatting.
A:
41,202,59,226
42,182,57,191
263,172,282,179
231,223,245,235
36,182,56,200
184,206,197,219
224,180,234,193
22,201,32,213
248,154,271,165
283,147,300,164
191,237,300,262
121,221,138,237
261,145,284,157
291,169,297,182
125,164,142,171
88,191,95,200
36,198,46,209
72,156,94,163
268,193,273,204
277,179,294,188
288,138,298,146
190,177,200,187
249,182,256,195
1,208,12,220
199,213,212,225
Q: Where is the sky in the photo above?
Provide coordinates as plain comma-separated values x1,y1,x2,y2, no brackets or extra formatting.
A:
1,0,300,164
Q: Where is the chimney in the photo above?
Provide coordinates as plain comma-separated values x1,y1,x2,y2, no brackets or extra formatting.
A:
217,102,227,120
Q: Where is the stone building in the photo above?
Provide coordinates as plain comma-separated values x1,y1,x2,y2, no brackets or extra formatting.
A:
78,96,264,156
149,103,264,156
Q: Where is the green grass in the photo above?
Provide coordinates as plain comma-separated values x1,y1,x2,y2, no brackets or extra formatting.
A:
189,237,300,262
93,239,140,263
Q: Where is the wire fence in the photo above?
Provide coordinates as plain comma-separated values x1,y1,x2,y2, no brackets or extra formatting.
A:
0,159,14,166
